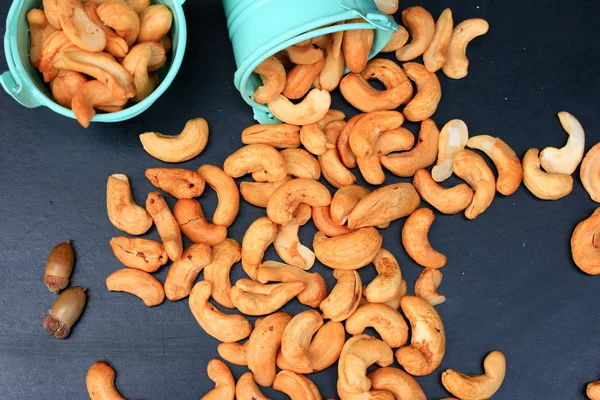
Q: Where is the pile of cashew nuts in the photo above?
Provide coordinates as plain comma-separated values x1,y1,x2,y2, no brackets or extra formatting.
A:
27,0,173,127
77,1,600,400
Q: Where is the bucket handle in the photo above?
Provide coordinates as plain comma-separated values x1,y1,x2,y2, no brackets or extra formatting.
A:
339,0,397,31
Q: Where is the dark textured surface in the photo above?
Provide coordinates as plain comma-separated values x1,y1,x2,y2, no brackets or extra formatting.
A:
1,0,599,398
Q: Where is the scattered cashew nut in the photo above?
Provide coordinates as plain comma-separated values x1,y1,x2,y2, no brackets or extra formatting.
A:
109,236,167,272
224,144,287,182
241,216,278,280
368,367,427,400
432,119,469,182
402,62,441,122
443,18,489,79
267,178,331,225
522,148,573,200
203,239,241,308
319,270,362,321
396,7,435,62
453,150,497,219
268,89,332,125
423,8,453,72
402,208,447,269
441,351,506,400
230,279,306,316
106,268,165,307
338,334,394,393
257,260,327,307
540,111,585,175
571,207,600,275
164,244,212,301
314,228,382,270
235,372,270,400
86,361,125,400
240,177,292,208
253,56,287,104
197,165,240,227
312,206,356,237
345,303,409,348
364,249,403,303
106,174,152,235
414,268,446,305
201,359,235,400
146,192,183,261
242,123,301,148
140,118,209,163
348,183,420,229
581,143,600,203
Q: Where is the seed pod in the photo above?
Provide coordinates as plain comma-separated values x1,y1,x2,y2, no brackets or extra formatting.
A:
43,286,87,339
44,239,74,293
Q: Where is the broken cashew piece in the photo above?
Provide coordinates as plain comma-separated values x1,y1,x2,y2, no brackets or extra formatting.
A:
197,165,240,227
71,80,128,128
402,62,441,122
97,0,140,46
240,177,292,208
106,174,152,235
432,119,469,182
414,268,446,305
396,7,435,62
268,89,331,125
189,281,252,342
201,359,235,400
145,168,205,199
571,208,600,275
467,135,523,196
253,56,287,104
423,8,453,72
453,150,496,219
343,21,374,73
443,18,489,79
281,148,321,180
242,123,301,148
319,270,362,321
522,148,573,200
320,121,357,188
258,260,327,307
395,296,445,376
140,118,209,163
236,373,270,400
581,144,600,202
312,206,355,237
441,351,506,400
267,178,331,225
314,228,382,270
364,249,403,303
106,268,165,307
224,144,287,182
109,236,167,272
413,169,473,214
345,303,409,348
368,367,427,400
540,111,586,175
57,0,106,52
241,216,278,280
402,208,447,269
86,361,125,400
203,239,241,308
273,370,322,400
146,192,183,261
230,279,306,316
164,244,212,301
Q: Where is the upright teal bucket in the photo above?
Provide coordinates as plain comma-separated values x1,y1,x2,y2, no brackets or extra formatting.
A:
223,0,398,124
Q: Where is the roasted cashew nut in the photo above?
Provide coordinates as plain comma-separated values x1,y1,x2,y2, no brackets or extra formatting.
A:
145,168,205,199
201,359,235,400
242,123,301,148
106,268,165,306
146,192,183,261
268,89,332,125
314,228,382,270
345,303,409,348
587,380,600,400
375,127,415,156
241,216,278,280
300,124,330,156
413,169,473,214
137,4,172,43
257,260,327,307
337,380,395,400
423,8,453,72
86,361,125,400
402,208,446,269
432,119,469,182
283,58,326,100
319,270,362,321
218,341,248,366
235,373,270,400
312,206,355,237
343,20,374,73
395,6,435,62
571,208,600,275
122,42,165,102
453,150,496,219
320,121,357,188
443,18,489,79
39,31,78,82
197,165,240,227
281,148,321,180
467,135,522,196
320,39,345,91
347,183,420,229
349,110,405,158
540,111,586,175
522,148,573,200
338,334,394,393
109,236,167,272
164,244,212,301
97,0,140,46
581,144,600,202
203,239,241,308
368,367,427,400
230,279,306,316
106,174,152,235
402,62,441,122
330,185,371,225
57,0,106,52
224,144,287,182
395,295,445,376
337,114,363,168
140,118,209,163
189,281,252,342
365,249,403,303
267,178,331,225
414,268,446,305
441,351,506,400
253,56,287,104
280,310,323,373
84,2,129,58
273,370,322,400
71,80,127,128
381,24,409,53
49,70,87,109
247,312,292,387
286,44,324,64
240,177,292,208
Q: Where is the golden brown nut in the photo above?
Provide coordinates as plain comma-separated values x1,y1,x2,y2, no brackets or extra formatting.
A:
581,143,600,202
43,286,87,339
345,303,409,348
240,177,292,208
414,268,446,306
230,279,306,316
146,192,183,261
57,0,106,52
164,244,212,301
253,56,287,104
338,334,394,393
330,185,371,225
242,123,301,148
97,0,140,46
375,127,415,156
106,268,164,306
201,359,235,400
320,270,362,321
343,20,374,73
349,110,405,158
413,169,473,214
522,148,574,200
280,310,323,373
174,199,227,246
443,18,489,79
423,8,453,72
453,150,496,219
364,249,403,303
320,40,345,92
571,208,600,275
281,148,321,180
43,0,62,30
145,168,205,199
202,239,240,308
140,118,209,163
84,2,129,58
197,165,239,227
396,7,435,62
368,367,427,400
300,123,329,156
268,89,332,125
241,216,278,280
402,208,446,269
109,236,167,273
86,361,125,400
312,206,356,237
71,80,128,127
381,24,409,53
314,228,382,270
286,44,323,64
283,58,325,100
267,178,331,225
44,239,74,293
106,174,152,235
121,42,165,102
137,4,172,43
402,62,441,122
273,370,321,400
224,144,287,182
442,351,506,400
320,121,357,188
236,372,270,400
274,205,315,270
49,70,87,109
258,260,326,308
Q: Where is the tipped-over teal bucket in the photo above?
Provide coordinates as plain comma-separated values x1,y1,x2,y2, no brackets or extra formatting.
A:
223,0,398,124
1,0,187,125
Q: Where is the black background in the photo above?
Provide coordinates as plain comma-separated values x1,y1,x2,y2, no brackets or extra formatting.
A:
1,0,599,398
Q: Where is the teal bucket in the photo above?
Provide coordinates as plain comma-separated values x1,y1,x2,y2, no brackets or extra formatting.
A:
1,0,187,124
223,0,398,124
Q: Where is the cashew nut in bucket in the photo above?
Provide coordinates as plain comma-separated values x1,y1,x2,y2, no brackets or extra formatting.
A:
345,303,409,348
320,121,357,188
443,18,489,79
224,144,287,182
49,70,87,109
396,7,435,62
97,0,140,46
57,0,106,52
381,24,409,53
402,208,447,269
413,169,474,214
320,39,345,92
231,279,306,315
240,177,292,208
395,296,445,376
273,370,322,400
71,80,128,128
467,135,523,196
540,111,586,175
402,62,442,122
106,174,152,235
110,236,167,272
441,351,506,400
312,206,355,237
86,361,125,400
343,21,374,73
267,178,331,225
146,192,183,261
453,150,496,219
286,44,323,65
189,281,252,342
137,4,172,43
338,334,394,393
432,119,469,182
268,89,332,125
121,42,165,102
423,8,453,72
164,244,212,301
581,144,600,202
571,208,600,275
241,216,278,280
319,270,362,321
522,148,573,200
202,239,240,308
106,268,165,307
201,359,235,400
253,56,287,104
368,367,427,400
146,168,205,199
43,0,62,29
283,58,326,100
273,204,315,270
257,260,327,307
236,373,270,400
364,249,403,303
197,165,240,227
242,123,301,148
314,228,382,270
414,268,446,305
140,118,209,163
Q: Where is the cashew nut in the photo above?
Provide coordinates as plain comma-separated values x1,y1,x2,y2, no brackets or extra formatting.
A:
273,370,322,400
164,244,212,301
137,4,172,43
312,206,355,237
253,56,287,104
274,205,315,270
106,268,165,306
203,239,241,308
453,150,496,219
224,144,287,182
347,183,420,229
267,178,331,225
230,279,306,316
441,351,506,400
57,0,106,52
581,144,600,202
402,208,446,269
346,303,409,348
375,127,415,156
540,111,586,175
396,7,435,62
197,165,240,227
247,312,292,387
330,185,371,225
402,62,441,122
381,24,409,53
242,123,301,148
588,381,600,400
257,260,327,307
349,110,405,158
338,334,394,393
300,124,330,156
218,340,248,365
467,135,523,196
280,310,323,373
240,177,292,208
365,249,403,303
283,58,326,100
241,216,278,279
314,228,382,270
121,42,164,102
337,380,395,400
337,114,363,168
571,208,600,275
201,359,235,400
343,21,374,73
319,270,362,321
381,119,440,177
281,148,321,180
146,192,183,261
368,367,427,400
106,174,152,235
443,18,489,79
395,295,445,376
71,80,127,127
320,40,345,92
189,280,252,342
97,0,140,46
286,44,324,65
139,118,209,163
413,169,473,214
320,121,357,188
49,70,87,109
86,361,125,400
268,89,332,125
374,0,398,14
145,168,205,199
522,148,573,200
432,119,469,182
109,236,167,272
236,373,270,400
414,268,446,305
84,2,129,58
423,8,453,72
39,31,78,82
